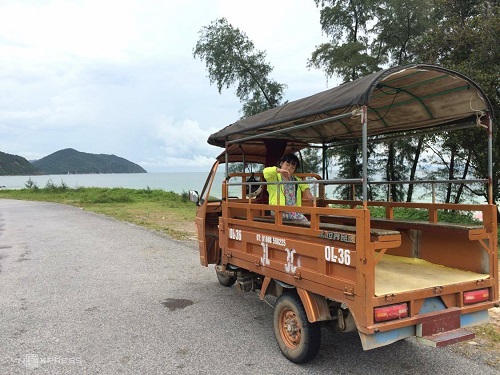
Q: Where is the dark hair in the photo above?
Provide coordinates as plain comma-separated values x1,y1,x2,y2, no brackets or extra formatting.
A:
278,153,300,169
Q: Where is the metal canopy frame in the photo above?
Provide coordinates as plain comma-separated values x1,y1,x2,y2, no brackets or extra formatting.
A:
210,64,495,205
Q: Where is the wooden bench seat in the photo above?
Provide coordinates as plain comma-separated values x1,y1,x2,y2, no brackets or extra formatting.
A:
320,215,484,236
235,215,400,239
370,217,484,233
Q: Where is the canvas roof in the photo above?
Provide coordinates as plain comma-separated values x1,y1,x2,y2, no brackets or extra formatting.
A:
209,64,493,163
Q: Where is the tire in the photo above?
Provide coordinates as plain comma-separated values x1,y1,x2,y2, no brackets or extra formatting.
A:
273,292,321,364
216,269,236,287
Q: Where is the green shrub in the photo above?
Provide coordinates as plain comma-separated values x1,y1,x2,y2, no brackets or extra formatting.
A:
25,177,39,190
369,206,478,224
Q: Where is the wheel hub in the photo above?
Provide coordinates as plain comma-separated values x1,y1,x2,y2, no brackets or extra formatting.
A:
285,317,298,334
280,309,301,348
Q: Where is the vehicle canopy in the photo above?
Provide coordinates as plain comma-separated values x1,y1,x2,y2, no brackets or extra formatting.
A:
208,64,494,201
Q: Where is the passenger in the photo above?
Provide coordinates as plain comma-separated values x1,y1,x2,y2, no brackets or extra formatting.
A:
263,153,313,221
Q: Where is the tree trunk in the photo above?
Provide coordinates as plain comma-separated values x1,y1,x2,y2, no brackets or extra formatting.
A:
454,148,471,204
386,142,397,201
407,136,423,202
445,148,455,204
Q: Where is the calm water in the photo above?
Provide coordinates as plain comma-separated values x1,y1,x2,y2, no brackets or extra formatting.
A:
0,172,479,205
0,172,224,196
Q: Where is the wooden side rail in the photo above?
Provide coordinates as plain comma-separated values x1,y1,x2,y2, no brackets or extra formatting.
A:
370,217,484,233
233,215,400,243
321,214,484,231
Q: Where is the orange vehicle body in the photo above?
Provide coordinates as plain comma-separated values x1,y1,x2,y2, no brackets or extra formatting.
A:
191,65,499,363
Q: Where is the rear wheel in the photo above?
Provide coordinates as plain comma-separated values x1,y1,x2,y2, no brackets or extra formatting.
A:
273,292,321,363
216,269,236,287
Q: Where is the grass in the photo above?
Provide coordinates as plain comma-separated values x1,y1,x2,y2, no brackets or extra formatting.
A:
472,324,500,345
1,180,499,246
0,181,197,240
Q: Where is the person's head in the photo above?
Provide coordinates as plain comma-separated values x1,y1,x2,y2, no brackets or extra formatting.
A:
278,153,300,173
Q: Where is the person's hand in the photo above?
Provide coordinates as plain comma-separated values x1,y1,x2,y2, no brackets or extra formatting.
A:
277,168,291,179
303,188,314,200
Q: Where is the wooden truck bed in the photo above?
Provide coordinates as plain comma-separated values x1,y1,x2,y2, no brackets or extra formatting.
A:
375,254,490,296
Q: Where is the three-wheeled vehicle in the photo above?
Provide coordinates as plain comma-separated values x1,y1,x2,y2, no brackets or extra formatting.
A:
190,64,498,363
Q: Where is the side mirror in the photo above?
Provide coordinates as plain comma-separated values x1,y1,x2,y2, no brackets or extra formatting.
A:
189,190,200,204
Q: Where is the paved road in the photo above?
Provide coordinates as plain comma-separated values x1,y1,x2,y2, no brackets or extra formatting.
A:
0,199,497,375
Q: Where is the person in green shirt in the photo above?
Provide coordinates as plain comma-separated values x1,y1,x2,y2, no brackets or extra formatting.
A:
263,153,313,221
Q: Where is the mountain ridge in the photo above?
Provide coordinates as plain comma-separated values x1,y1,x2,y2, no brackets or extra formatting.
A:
0,151,40,176
0,148,147,175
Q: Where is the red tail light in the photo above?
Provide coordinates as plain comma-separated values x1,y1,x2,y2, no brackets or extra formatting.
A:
464,289,489,305
374,303,408,322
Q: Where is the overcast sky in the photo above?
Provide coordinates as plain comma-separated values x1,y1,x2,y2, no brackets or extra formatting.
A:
0,0,333,172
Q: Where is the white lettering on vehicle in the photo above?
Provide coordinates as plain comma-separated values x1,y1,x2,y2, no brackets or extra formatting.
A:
284,248,297,273
324,246,351,265
319,231,355,243
256,234,286,247
228,228,242,241
260,242,270,266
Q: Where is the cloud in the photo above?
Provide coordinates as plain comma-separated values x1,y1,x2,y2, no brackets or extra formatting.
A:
147,115,220,171
0,0,329,172
0,0,138,62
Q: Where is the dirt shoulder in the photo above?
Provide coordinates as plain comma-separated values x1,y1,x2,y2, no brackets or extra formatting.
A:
450,303,499,368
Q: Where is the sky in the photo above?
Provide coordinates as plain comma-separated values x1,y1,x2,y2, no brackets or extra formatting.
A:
0,0,332,172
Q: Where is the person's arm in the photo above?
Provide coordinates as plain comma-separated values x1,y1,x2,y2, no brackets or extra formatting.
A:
263,166,278,181
263,166,280,205
263,166,292,181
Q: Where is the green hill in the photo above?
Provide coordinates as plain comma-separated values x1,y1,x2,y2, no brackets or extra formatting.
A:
0,151,41,176
31,148,147,174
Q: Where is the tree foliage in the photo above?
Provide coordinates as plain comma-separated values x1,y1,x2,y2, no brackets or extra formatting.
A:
194,17,320,171
415,0,500,202
372,0,431,65
309,0,380,82
194,4,498,204
193,18,286,118
298,148,322,175
310,0,499,203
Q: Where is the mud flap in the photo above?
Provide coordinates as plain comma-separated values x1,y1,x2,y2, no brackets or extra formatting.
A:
416,309,489,348
358,309,489,350
359,326,415,350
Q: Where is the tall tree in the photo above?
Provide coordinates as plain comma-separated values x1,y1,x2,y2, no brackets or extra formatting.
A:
372,0,431,65
406,135,425,202
194,17,320,172
193,18,286,118
308,0,380,83
310,0,498,204
298,148,322,174
309,1,381,200
416,0,500,203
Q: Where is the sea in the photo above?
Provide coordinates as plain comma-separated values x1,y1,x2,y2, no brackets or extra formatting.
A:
0,172,483,207
0,172,226,197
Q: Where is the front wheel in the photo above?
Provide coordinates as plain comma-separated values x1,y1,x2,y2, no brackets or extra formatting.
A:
273,292,321,364
216,269,236,287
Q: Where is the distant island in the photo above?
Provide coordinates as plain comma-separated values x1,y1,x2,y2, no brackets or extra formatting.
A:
0,151,40,176
0,148,147,176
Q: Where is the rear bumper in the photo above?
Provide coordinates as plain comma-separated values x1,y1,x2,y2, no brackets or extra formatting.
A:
358,309,489,350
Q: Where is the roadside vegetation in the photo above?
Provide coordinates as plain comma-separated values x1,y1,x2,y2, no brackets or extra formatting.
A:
0,178,197,240
1,178,498,251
